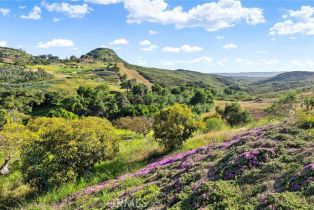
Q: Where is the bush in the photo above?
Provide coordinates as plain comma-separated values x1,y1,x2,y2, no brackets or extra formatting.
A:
21,117,119,191
258,192,309,209
203,117,225,132
297,111,314,129
216,103,251,127
153,104,198,150
114,116,153,137
48,108,78,119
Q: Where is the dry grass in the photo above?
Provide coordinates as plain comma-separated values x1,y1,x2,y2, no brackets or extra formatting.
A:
117,63,152,88
202,100,273,120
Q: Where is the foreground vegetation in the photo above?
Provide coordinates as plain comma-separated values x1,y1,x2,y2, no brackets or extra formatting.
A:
1,46,314,209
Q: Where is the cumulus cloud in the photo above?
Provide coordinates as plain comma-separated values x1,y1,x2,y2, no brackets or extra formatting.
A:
223,43,237,49
0,41,7,47
149,30,158,35
42,1,92,18
37,38,75,49
0,8,10,16
161,56,213,66
162,45,203,53
21,6,41,20
109,38,129,45
216,36,224,39
124,0,265,31
270,6,314,35
139,40,158,51
85,0,122,4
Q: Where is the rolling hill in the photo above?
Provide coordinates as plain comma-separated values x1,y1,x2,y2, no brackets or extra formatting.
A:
251,71,314,93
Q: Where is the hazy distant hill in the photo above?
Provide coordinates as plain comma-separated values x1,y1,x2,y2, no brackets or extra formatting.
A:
251,71,314,92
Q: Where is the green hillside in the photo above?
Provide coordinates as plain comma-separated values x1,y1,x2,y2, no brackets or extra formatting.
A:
0,47,32,64
250,71,314,93
126,64,226,89
53,122,314,209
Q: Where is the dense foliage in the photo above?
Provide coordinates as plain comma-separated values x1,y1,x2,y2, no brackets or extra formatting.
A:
153,104,199,150
0,65,52,83
216,103,251,127
21,117,119,191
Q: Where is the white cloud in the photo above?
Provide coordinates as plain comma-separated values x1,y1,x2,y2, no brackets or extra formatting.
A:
42,1,92,18
223,43,238,49
21,6,41,20
162,44,203,53
216,36,224,39
0,8,10,16
19,5,26,9
0,41,7,47
162,46,180,53
124,0,265,32
149,30,158,35
109,38,129,45
217,58,229,66
85,0,122,5
53,17,61,22
139,40,151,46
139,40,158,51
37,38,75,49
161,56,213,66
270,6,314,35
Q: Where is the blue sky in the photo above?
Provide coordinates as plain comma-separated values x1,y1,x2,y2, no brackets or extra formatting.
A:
1,0,314,73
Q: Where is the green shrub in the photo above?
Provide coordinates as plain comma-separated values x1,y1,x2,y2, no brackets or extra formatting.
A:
181,180,242,209
258,192,309,209
21,117,119,191
203,117,225,132
297,111,314,129
48,108,78,119
153,104,198,150
216,103,251,127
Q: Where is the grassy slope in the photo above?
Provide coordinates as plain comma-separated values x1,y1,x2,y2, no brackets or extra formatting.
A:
57,122,314,209
126,64,226,89
117,63,153,88
251,71,314,93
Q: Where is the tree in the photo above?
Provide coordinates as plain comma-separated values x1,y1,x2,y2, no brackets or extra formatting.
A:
21,117,120,191
266,91,297,118
216,103,251,127
190,89,214,105
114,116,153,137
153,104,198,150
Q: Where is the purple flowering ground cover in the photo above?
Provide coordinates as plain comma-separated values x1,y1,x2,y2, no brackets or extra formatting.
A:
56,123,314,209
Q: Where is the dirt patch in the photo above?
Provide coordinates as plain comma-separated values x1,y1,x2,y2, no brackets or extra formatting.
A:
117,63,152,88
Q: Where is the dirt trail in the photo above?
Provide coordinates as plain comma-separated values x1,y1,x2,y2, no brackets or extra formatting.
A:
117,63,152,88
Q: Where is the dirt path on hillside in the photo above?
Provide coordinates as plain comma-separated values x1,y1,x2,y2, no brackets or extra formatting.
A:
117,63,152,88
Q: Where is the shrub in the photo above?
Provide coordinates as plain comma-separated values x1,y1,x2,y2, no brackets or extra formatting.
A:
0,123,34,174
266,91,297,118
203,117,225,132
216,103,251,127
297,111,314,129
21,117,119,191
153,104,198,150
48,108,78,119
258,192,309,209
114,116,153,137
